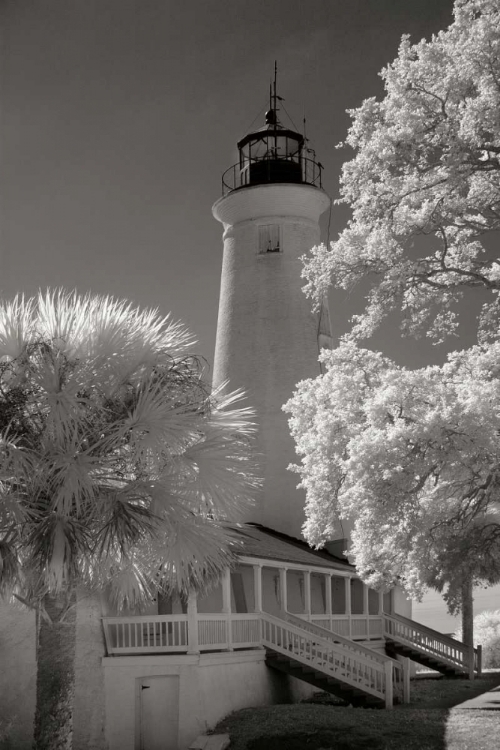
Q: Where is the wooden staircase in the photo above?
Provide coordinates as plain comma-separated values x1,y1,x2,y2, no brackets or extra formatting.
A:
383,612,482,678
261,612,409,708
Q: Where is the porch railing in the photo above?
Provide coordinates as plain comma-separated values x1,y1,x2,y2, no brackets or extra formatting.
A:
102,613,261,655
298,614,384,640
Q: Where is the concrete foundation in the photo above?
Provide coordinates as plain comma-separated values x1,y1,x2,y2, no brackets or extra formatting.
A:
103,650,317,750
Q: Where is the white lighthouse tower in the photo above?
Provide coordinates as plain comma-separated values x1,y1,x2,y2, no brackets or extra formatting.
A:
212,84,332,539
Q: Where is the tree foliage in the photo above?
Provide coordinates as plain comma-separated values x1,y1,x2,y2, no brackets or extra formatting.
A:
285,0,500,613
285,342,500,610
0,291,260,612
303,0,500,344
455,609,500,667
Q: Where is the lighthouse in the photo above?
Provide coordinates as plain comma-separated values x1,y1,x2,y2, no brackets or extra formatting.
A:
212,83,332,539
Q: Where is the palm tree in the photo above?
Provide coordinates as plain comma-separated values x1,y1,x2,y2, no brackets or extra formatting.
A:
0,290,260,750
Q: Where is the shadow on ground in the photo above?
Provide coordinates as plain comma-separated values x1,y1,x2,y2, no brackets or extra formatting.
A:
247,731,384,749
214,673,500,750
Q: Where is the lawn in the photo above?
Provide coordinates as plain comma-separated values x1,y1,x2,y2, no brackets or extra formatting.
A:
213,673,500,750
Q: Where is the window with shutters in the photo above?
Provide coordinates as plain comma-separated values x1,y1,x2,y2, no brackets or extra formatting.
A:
258,224,281,253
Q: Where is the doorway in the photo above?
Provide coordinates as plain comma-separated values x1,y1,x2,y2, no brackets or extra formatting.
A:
138,675,179,750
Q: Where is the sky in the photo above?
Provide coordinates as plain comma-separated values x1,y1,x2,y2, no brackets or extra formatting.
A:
1,0,497,630
0,0,456,368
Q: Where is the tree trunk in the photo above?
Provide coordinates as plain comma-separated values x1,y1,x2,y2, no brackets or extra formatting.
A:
461,577,475,679
33,590,77,750
461,577,474,648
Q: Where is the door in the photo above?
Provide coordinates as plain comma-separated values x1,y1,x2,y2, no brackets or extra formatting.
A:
139,676,179,750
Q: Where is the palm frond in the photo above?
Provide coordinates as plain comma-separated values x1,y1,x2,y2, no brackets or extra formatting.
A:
123,384,205,460
209,384,258,435
181,424,260,519
103,560,154,612
0,294,35,360
137,515,242,597
35,289,92,359
42,445,98,516
27,514,91,593
95,490,160,559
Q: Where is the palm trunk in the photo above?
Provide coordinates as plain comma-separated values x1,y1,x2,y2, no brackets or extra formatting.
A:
33,590,77,750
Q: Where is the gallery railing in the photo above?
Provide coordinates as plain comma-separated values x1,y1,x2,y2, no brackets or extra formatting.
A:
221,155,323,196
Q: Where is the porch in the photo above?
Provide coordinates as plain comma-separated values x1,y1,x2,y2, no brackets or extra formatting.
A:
103,560,388,656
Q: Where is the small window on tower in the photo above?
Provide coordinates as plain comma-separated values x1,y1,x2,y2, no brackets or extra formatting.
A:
258,224,281,253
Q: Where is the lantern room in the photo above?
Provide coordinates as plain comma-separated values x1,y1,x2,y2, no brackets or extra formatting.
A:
221,91,323,196
237,109,304,186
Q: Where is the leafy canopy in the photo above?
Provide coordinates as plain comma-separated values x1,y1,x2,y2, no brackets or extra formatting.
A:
0,291,260,610
455,609,500,666
286,342,500,610
303,0,500,344
285,0,500,608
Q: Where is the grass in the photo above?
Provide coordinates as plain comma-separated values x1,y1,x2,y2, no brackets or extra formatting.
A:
445,711,500,750
213,673,500,750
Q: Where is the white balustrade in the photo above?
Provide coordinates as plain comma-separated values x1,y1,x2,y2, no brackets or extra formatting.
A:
282,611,409,704
231,614,261,647
383,612,481,676
103,615,189,654
103,613,262,655
261,612,397,708
308,614,383,641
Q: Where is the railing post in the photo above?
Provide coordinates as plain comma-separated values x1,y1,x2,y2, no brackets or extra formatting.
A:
187,589,199,655
253,564,263,613
384,660,393,709
403,657,411,704
345,578,352,639
476,645,482,677
101,618,112,655
468,645,475,680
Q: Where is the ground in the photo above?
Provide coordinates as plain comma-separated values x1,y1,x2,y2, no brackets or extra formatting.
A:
213,673,500,750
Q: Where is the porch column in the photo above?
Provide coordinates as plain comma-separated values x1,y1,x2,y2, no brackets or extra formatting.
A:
279,567,288,613
325,574,332,630
222,568,233,651
222,568,232,613
253,564,263,613
345,578,352,639
363,583,370,637
304,571,311,620
187,588,199,655
378,591,384,615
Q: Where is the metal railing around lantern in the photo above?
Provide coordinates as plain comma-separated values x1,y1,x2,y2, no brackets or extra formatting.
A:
221,155,323,196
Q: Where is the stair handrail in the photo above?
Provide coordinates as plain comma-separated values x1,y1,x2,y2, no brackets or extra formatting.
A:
383,612,465,650
261,613,385,669
383,611,481,674
261,611,394,707
282,611,409,703
282,611,400,665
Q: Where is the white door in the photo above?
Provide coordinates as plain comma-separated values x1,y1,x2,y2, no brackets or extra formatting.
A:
139,676,179,750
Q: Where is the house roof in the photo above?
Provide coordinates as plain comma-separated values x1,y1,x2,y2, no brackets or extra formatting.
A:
231,523,353,573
